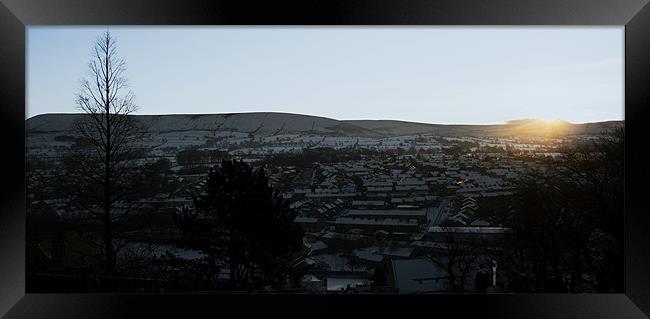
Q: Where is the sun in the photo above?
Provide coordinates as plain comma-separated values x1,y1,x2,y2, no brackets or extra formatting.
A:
538,118,571,137
508,118,571,137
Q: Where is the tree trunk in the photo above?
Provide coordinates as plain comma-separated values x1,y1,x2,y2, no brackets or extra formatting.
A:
103,42,114,276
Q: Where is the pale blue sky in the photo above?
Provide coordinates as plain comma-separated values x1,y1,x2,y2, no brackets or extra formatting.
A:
27,27,623,124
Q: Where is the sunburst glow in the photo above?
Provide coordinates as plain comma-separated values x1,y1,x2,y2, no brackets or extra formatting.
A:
507,118,571,137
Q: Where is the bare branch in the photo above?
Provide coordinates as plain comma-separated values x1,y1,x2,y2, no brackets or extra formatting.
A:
70,30,146,276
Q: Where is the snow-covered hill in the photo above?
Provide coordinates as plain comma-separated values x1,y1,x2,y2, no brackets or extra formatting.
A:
26,112,623,138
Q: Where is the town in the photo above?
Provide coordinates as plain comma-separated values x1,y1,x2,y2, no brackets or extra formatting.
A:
25,113,623,293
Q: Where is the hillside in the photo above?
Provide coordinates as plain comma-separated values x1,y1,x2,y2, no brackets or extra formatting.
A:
26,112,623,138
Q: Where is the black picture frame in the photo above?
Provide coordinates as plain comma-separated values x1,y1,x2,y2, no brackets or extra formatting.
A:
1,0,648,318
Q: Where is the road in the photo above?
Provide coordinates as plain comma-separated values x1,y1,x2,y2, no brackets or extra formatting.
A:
426,198,451,228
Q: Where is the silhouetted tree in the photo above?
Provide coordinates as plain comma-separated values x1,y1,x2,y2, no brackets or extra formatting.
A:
68,30,144,276
422,226,484,292
175,160,304,291
503,128,624,292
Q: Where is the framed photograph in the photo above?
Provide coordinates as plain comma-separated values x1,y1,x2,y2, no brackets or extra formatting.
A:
1,0,649,318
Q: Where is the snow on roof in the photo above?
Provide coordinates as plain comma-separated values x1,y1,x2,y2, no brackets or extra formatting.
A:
312,254,367,272
327,277,370,292
294,216,319,223
470,219,490,226
411,241,448,248
299,257,316,266
352,200,385,206
427,226,511,234
353,248,384,262
397,178,426,186
480,191,514,197
395,185,428,191
449,212,471,220
321,231,366,241
381,247,414,257
353,246,414,262
332,217,419,227
347,209,426,217
310,241,328,252
391,258,448,293
302,274,322,282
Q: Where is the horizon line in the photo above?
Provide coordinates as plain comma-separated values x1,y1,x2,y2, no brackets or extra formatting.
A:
25,111,624,126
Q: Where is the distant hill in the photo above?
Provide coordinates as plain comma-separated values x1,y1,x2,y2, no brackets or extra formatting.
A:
26,112,623,138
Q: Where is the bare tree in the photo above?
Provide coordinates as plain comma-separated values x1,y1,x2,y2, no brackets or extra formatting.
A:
423,226,484,292
72,30,142,275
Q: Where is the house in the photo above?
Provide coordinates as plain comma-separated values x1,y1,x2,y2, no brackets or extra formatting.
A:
447,196,479,225
353,246,414,263
320,231,367,248
330,217,420,233
326,276,371,293
427,226,512,243
352,200,386,208
293,216,324,233
345,209,428,224
389,256,492,293
300,275,327,293
311,253,368,273
389,258,449,293
303,240,329,254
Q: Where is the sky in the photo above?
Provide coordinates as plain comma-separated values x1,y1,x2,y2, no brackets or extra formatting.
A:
27,27,623,124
